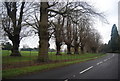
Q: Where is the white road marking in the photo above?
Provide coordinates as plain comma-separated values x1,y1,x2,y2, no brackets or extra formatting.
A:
66,54,115,80
108,58,111,59
73,75,75,77
79,66,93,74
104,57,112,62
97,61,103,65
112,54,115,58
97,54,115,66
97,62,100,65
103,55,114,63
104,59,107,62
64,79,68,81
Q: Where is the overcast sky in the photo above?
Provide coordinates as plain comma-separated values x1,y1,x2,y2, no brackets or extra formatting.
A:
86,0,119,43
19,0,119,49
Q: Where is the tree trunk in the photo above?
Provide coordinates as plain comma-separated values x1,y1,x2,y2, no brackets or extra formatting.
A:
4,2,25,56
74,45,79,54
56,42,61,55
80,45,84,54
67,44,71,54
91,47,97,53
37,2,49,62
10,35,21,56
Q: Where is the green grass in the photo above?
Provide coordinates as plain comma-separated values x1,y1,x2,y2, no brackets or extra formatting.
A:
2,50,57,56
2,50,106,78
2,50,38,56
2,50,103,64
3,55,105,78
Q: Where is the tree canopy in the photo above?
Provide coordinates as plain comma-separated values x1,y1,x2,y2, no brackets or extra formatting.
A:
108,24,120,53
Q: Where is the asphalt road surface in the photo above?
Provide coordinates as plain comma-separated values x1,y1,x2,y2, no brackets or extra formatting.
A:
14,53,119,80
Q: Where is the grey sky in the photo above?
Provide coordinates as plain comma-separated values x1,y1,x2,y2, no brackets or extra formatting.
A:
19,0,119,49
87,0,118,44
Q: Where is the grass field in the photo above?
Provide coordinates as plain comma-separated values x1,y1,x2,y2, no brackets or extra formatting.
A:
2,50,103,64
2,50,106,78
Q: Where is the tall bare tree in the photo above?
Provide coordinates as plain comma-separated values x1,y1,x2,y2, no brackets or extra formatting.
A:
27,1,106,61
84,29,101,53
64,17,73,54
1,2,25,56
37,2,49,62
52,15,64,55
78,16,92,53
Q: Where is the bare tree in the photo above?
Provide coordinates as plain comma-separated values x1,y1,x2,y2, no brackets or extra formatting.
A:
1,2,25,56
37,2,49,62
67,2,106,54
52,15,64,55
90,30,101,53
26,1,106,61
63,17,74,54
78,16,92,54
84,29,101,53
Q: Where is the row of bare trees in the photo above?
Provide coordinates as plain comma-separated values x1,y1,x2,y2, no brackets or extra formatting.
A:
0,1,105,62
49,2,102,55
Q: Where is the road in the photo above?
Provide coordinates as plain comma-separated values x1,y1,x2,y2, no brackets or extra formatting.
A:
14,53,119,80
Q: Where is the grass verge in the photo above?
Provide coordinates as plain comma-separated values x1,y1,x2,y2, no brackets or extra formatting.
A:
3,54,106,79
3,52,104,64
